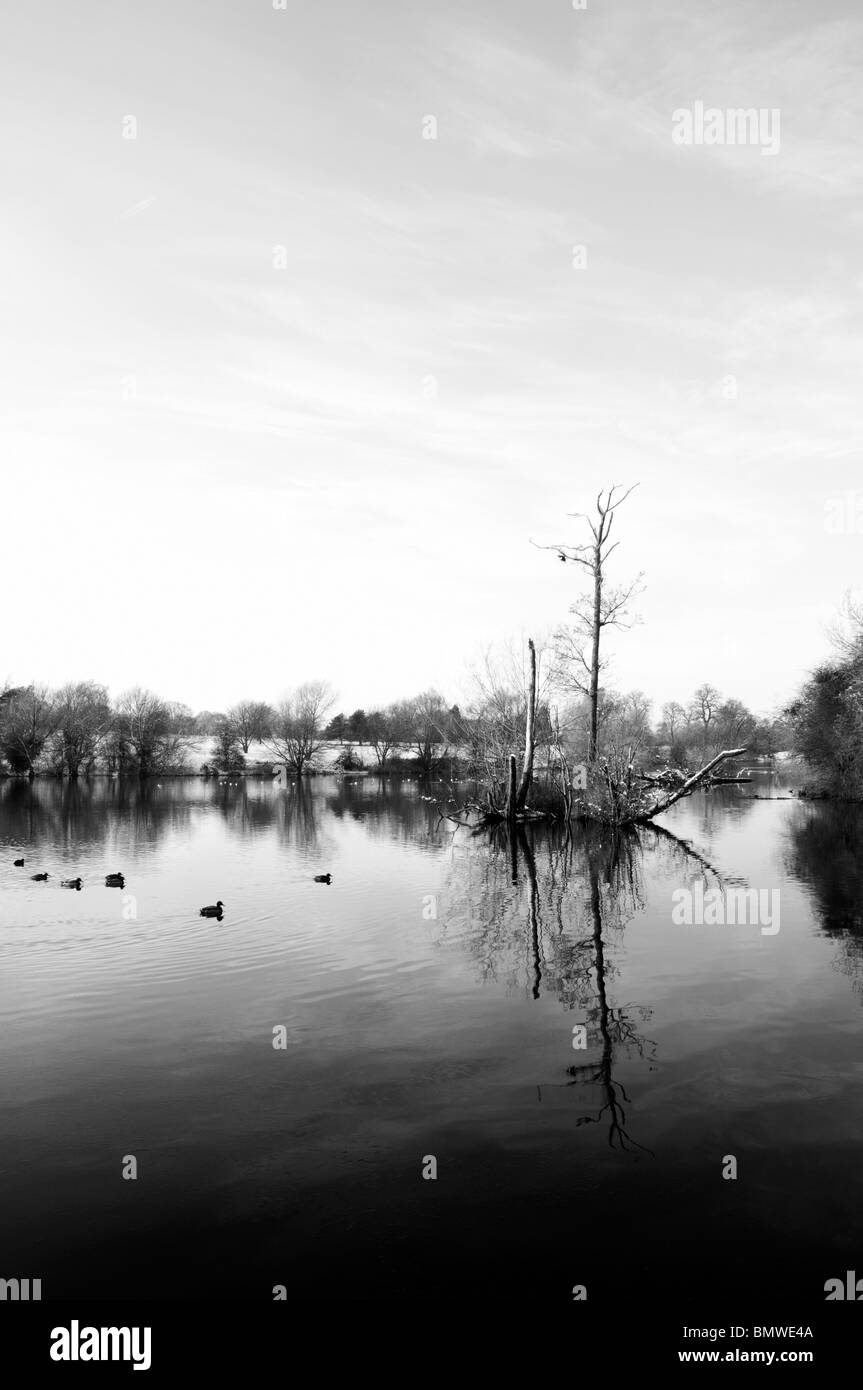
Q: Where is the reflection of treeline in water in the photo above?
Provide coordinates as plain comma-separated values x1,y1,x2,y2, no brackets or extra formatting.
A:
0,776,449,860
785,802,863,997
211,779,442,858
786,804,863,937
0,777,197,855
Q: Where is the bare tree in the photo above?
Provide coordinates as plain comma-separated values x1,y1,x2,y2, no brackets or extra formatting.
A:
464,657,527,798
448,638,556,819
192,710,223,735
0,684,58,778
594,691,653,819
265,681,336,776
690,683,721,758
660,700,688,747
113,687,192,776
535,484,642,762
715,698,756,751
827,589,863,661
226,700,273,753
367,705,405,767
408,689,450,774
54,681,112,777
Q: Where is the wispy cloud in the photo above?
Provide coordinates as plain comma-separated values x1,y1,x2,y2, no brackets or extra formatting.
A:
1,0,860,711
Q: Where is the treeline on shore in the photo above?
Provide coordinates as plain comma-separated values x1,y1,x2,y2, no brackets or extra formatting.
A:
4,488,858,817
0,676,788,784
0,683,467,780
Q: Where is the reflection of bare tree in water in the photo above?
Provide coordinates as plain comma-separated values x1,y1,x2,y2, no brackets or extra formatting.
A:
275,781,320,851
446,820,745,1151
565,831,655,1154
443,821,660,1148
512,827,541,999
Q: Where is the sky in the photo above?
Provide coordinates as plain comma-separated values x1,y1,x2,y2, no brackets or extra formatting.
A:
2,0,861,720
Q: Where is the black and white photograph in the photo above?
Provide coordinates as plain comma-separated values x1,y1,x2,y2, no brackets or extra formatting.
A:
1,0,861,1371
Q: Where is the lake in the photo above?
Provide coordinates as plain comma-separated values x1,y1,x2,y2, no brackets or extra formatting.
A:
1,772,861,1304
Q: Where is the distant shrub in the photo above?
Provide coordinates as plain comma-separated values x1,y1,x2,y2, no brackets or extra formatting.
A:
334,744,364,771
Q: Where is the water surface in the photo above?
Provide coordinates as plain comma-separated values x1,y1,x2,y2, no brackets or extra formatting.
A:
1,773,861,1303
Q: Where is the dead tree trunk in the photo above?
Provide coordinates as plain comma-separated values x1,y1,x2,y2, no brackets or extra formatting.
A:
588,551,601,762
516,638,537,814
532,485,641,768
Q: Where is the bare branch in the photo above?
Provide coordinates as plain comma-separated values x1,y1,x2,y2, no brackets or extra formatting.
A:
635,747,749,823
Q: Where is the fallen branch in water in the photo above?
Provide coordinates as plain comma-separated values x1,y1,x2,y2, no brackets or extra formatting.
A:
633,747,749,824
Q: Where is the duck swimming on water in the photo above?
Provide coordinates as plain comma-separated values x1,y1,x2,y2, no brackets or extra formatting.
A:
200,900,224,917
31,872,49,881
61,877,83,890
13,858,24,866
105,873,125,887
313,873,332,884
